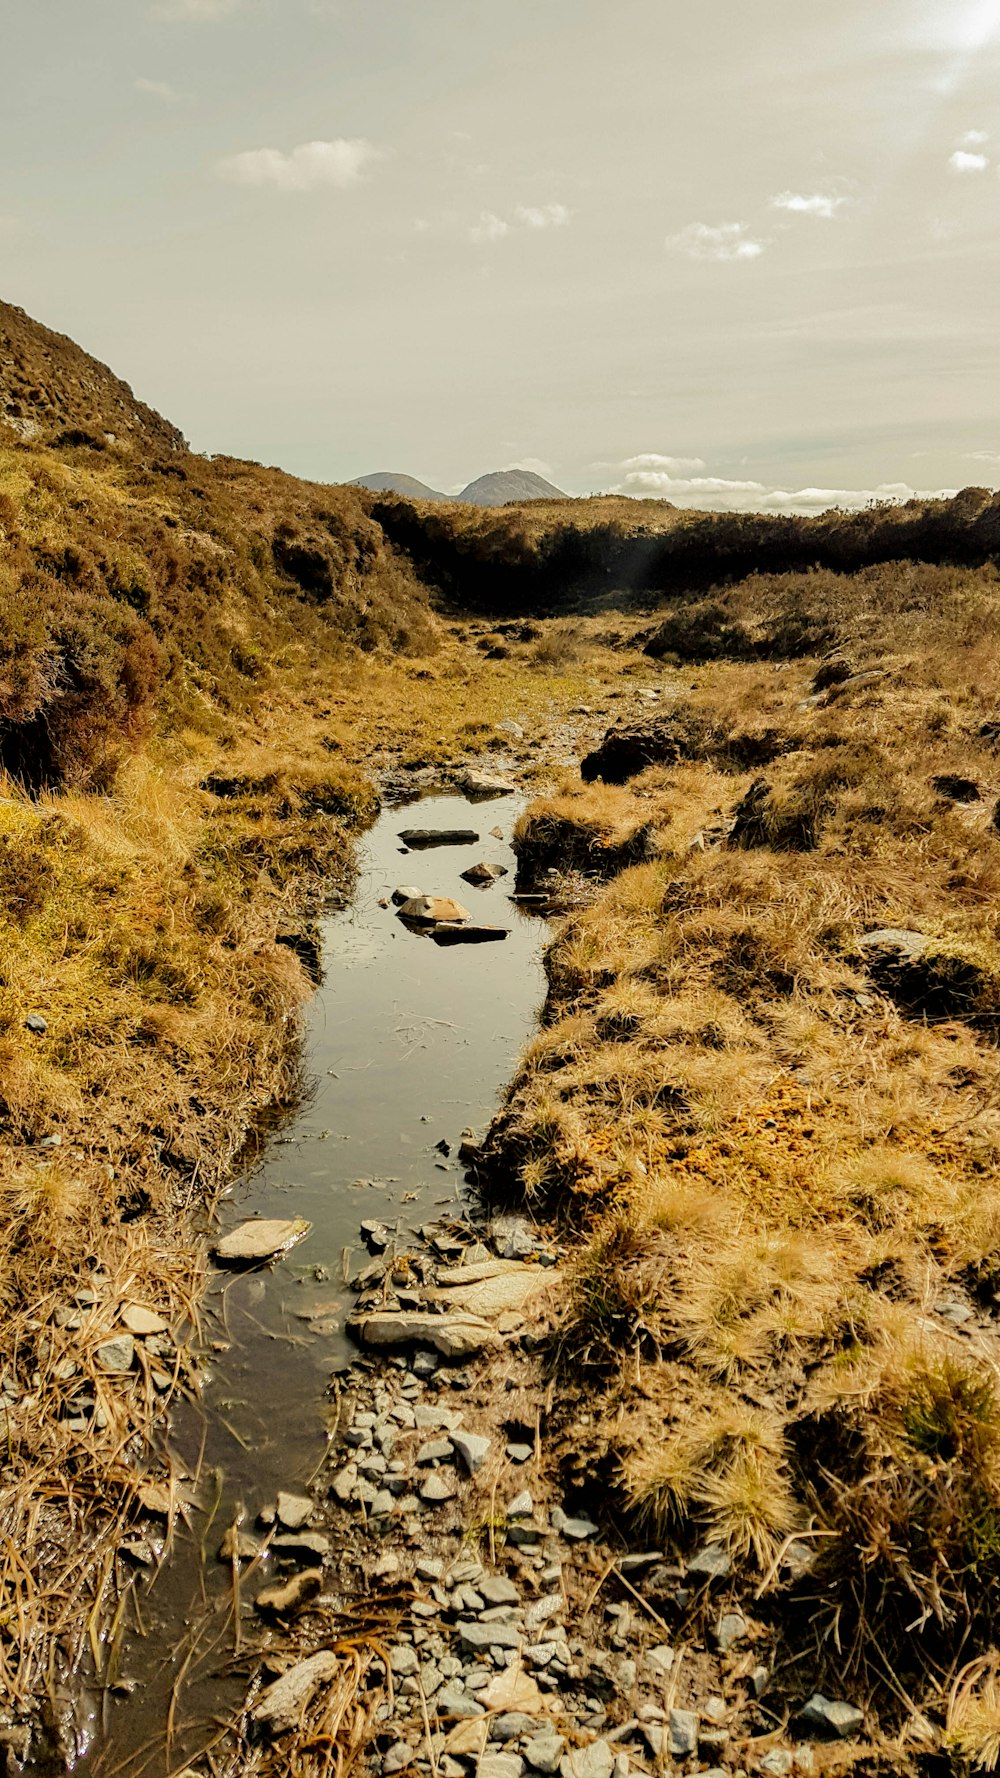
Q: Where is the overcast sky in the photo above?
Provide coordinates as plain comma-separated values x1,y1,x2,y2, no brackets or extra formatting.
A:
3,0,1000,510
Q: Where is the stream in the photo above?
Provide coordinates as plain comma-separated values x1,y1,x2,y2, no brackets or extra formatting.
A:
79,791,549,1778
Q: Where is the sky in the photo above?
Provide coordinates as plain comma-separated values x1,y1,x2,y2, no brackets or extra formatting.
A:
2,0,1000,511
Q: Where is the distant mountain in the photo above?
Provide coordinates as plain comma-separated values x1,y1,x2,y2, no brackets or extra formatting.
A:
351,467,567,506
351,471,450,500
458,469,566,506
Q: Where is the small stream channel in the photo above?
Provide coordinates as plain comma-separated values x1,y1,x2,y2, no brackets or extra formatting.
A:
79,791,549,1778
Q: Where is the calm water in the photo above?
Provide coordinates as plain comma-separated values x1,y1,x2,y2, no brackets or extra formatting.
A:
79,793,548,1777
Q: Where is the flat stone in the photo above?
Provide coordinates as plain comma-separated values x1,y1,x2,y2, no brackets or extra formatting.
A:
414,1404,463,1430
251,1651,339,1736
478,1576,520,1606
525,1594,562,1631
457,1621,523,1652
560,1516,598,1542
457,769,516,799
417,1557,445,1582
687,1542,731,1580
352,1312,498,1360
276,1490,313,1530
422,1473,458,1505
398,828,480,849
479,1667,545,1714
451,1431,492,1474
417,1438,454,1465
508,1490,533,1519
255,1570,322,1616
460,862,509,885
96,1335,135,1374
668,1709,698,1758
214,1217,311,1264
398,895,473,925
272,1530,330,1562
120,1304,168,1336
391,1645,421,1678
383,1743,415,1773
560,1740,614,1778
507,1443,533,1464
524,1731,565,1775
798,1695,864,1739
436,1682,486,1720
493,1714,540,1742
644,1644,674,1679
478,1756,524,1778
391,886,424,905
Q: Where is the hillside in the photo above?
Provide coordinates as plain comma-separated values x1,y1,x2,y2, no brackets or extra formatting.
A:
458,466,566,504
350,470,449,500
0,299,185,456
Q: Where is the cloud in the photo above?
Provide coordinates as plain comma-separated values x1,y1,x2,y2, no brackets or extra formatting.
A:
601,454,954,514
771,190,846,219
949,149,989,171
665,221,765,262
135,76,181,100
960,129,989,145
154,0,240,15
469,210,510,243
514,203,571,230
216,139,378,191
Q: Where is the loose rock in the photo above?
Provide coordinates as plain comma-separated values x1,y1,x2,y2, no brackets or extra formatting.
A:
398,829,480,849
96,1335,135,1374
255,1570,321,1616
451,1430,492,1474
251,1651,338,1736
798,1695,864,1739
668,1709,698,1758
398,896,472,926
276,1490,313,1530
214,1218,311,1265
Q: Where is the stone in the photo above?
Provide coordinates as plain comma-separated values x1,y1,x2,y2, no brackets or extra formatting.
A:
524,1731,565,1774
255,1570,322,1616
525,1594,562,1631
457,769,516,799
398,828,480,849
432,924,510,946
668,1709,698,1758
276,1490,313,1530
398,895,473,925
370,1489,395,1517
251,1651,339,1736
451,1431,492,1474
214,1217,311,1264
436,1683,486,1720
421,1473,458,1505
417,1557,445,1581
460,862,509,885
491,1216,538,1260
383,1743,415,1773
271,1530,330,1562
479,1576,520,1607
507,1523,544,1547
761,1753,793,1777
332,1466,357,1503
417,1438,454,1465
414,1404,463,1429
96,1335,135,1374
644,1644,674,1680
687,1542,731,1580
478,1755,524,1778
560,1741,614,1778
480,1666,545,1714
457,1621,523,1652
218,1525,260,1562
559,1516,598,1542
715,1610,747,1651
390,1645,421,1678
752,1664,771,1698
856,927,928,961
507,1443,533,1464
392,886,424,905
25,1013,48,1034
120,1304,168,1336
798,1696,864,1739
432,1262,557,1320
351,1312,498,1360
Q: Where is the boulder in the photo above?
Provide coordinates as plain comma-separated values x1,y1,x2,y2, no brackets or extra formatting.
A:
397,896,472,925
391,885,424,905
430,1266,558,1319
457,768,516,799
214,1218,311,1265
461,862,508,885
349,1311,499,1360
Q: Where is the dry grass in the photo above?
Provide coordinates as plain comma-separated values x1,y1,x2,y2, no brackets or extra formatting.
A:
481,577,1000,1734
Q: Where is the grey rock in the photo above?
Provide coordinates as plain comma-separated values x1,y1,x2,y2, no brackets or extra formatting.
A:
421,1473,457,1505
524,1730,564,1774
478,1758,523,1778
668,1709,698,1758
272,1530,330,1561
699,1729,730,1756
752,1664,770,1698
25,1013,48,1034
390,1646,421,1678
507,1523,544,1547
618,1552,662,1575
478,1576,520,1606
435,1682,485,1719
332,1466,358,1503
761,1752,793,1777
524,1642,557,1668
507,1443,533,1464
644,1644,674,1679
383,1742,415,1773
639,1725,662,1759
715,1610,747,1652
798,1695,864,1739
554,1511,598,1541
508,1490,533,1518
560,1741,614,1778
391,886,424,906
276,1490,313,1529
417,1438,454,1465
417,1557,445,1581
451,1431,492,1474
492,1715,541,1741
414,1404,463,1430
687,1541,731,1580
96,1335,135,1374
525,1593,562,1630
252,1651,339,1736
457,1620,522,1652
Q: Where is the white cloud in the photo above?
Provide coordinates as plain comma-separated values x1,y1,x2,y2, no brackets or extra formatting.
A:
514,203,571,230
135,76,181,100
154,0,240,15
601,454,955,514
960,129,989,145
469,210,510,243
216,139,378,192
666,221,765,262
771,190,846,219
949,149,989,171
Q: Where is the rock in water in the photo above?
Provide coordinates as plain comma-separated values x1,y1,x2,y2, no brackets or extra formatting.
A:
251,1650,339,1736
397,896,472,925
391,885,424,905
350,1310,499,1359
214,1218,311,1264
398,828,479,848
456,768,516,799
431,925,509,945
460,862,509,885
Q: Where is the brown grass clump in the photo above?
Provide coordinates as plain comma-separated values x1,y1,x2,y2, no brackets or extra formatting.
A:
512,781,663,889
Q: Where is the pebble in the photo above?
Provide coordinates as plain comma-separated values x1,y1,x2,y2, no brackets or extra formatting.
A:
560,1741,614,1778
479,1757,524,1778
25,1014,48,1034
96,1335,135,1374
478,1576,520,1606
668,1709,698,1758
644,1644,674,1679
798,1695,863,1739
457,1621,522,1652
421,1473,458,1505
417,1557,444,1582
414,1405,462,1430
435,1682,485,1719
390,1646,421,1678
507,1443,533,1464
551,1508,598,1541
525,1594,562,1631
524,1730,565,1774
416,1438,454,1465
761,1752,793,1777
493,1714,541,1741
450,1430,492,1474
272,1530,330,1561
275,1490,313,1530
383,1742,414,1773
508,1490,533,1518
687,1541,732,1580
715,1610,747,1652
